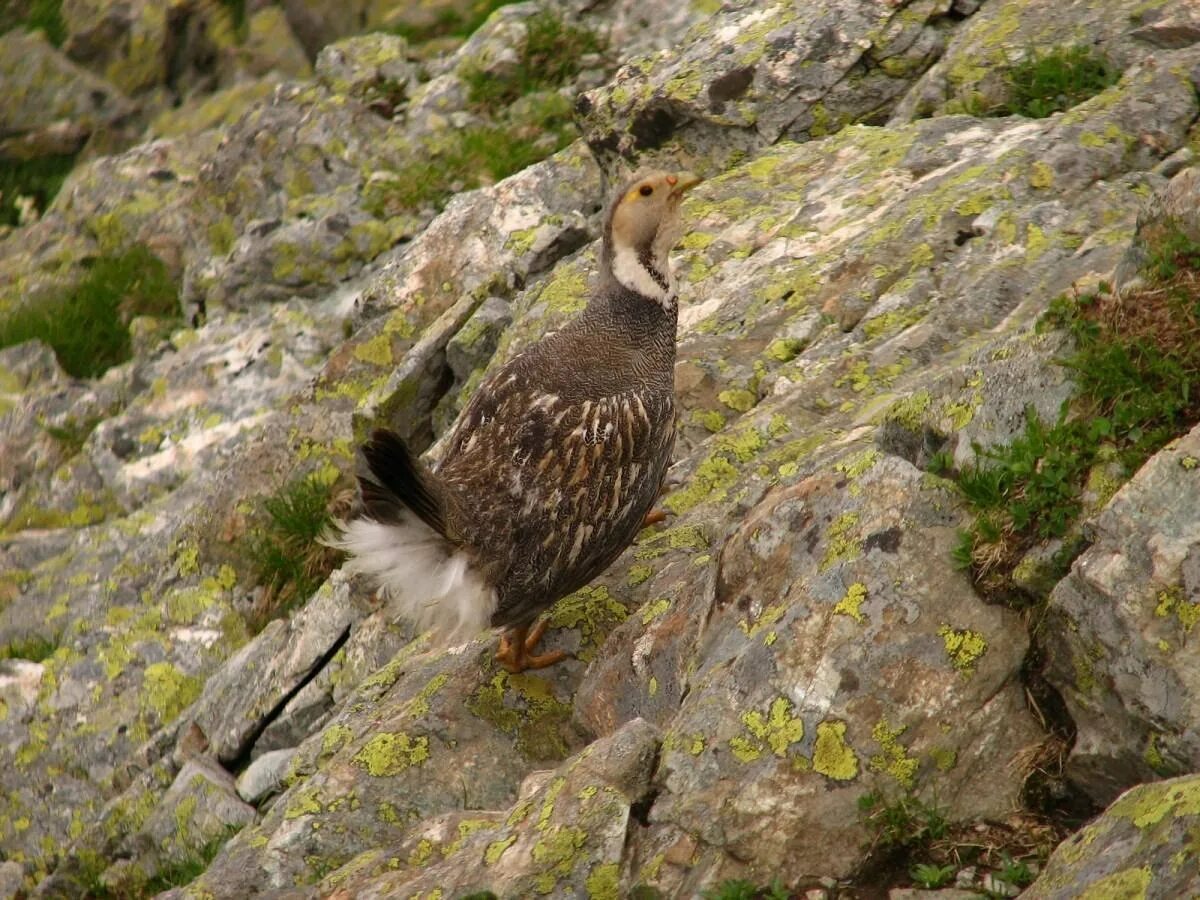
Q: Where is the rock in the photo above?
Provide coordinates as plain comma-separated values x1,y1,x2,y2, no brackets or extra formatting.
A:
0,861,24,900
1043,421,1200,805
0,29,134,159
1114,164,1200,296
1022,775,1200,898
236,747,298,806
577,0,954,176
315,33,415,115
103,757,256,893
232,6,313,81
190,573,364,765
312,718,661,897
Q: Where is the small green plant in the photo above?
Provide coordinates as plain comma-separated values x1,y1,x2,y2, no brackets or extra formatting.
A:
996,853,1035,887
0,152,77,227
245,474,342,629
910,861,955,889
0,244,179,378
0,633,59,662
1003,46,1119,118
141,825,243,894
43,415,103,458
858,790,949,850
463,10,604,109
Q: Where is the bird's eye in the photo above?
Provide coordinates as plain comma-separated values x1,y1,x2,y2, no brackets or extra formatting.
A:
639,185,653,196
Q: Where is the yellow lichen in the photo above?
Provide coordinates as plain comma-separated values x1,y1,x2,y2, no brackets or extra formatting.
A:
834,583,868,624
812,720,859,781
937,624,988,676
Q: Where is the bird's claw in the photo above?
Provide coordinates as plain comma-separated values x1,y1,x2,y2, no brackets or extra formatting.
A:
495,620,568,673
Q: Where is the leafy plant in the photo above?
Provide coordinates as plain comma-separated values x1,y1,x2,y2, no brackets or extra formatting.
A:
997,852,1035,887
245,474,343,629
910,861,955,889
0,244,179,378
1004,46,1119,118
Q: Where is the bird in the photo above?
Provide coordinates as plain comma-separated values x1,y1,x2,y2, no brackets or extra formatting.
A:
327,169,701,673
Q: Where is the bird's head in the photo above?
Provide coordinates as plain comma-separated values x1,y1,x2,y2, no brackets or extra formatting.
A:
601,169,702,308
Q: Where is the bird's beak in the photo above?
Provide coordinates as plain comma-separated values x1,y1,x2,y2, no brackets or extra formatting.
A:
668,171,703,198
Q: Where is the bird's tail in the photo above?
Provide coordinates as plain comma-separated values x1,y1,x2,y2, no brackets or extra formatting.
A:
322,429,497,644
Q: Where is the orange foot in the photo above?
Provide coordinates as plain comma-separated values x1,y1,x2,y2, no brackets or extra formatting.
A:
495,619,567,674
642,508,668,528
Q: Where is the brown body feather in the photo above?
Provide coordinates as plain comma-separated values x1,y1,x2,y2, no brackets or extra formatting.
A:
436,281,676,627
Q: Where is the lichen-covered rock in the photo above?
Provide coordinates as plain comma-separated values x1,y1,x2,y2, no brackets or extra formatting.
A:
1114,163,1200,295
1043,422,1200,805
577,0,959,176
890,0,1182,121
314,33,415,114
0,29,134,159
1022,775,1200,898
98,758,256,894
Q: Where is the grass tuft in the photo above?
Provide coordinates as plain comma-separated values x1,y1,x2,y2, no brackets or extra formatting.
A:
386,0,518,44
244,474,343,630
0,633,59,662
1003,45,1120,119
0,244,179,378
701,878,789,900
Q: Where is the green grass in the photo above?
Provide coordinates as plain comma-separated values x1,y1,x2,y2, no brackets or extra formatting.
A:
1003,46,1120,119
245,474,342,629
858,790,949,851
0,152,77,227
462,9,604,109
950,224,1200,602
0,244,179,378
0,0,66,44
0,633,59,662
701,879,789,900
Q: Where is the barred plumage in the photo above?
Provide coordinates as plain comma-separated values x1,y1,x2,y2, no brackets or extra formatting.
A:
328,170,701,672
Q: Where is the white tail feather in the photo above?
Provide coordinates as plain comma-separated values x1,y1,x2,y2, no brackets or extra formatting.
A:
324,516,498,646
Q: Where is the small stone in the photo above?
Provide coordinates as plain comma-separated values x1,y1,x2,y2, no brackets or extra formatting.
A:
236,747,298,805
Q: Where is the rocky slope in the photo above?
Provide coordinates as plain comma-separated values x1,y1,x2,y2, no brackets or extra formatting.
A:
1,0,1200,897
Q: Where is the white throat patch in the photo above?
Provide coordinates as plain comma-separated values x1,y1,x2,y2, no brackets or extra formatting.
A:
612,244,675,309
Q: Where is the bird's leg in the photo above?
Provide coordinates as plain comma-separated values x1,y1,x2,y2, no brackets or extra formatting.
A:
495,620,567,673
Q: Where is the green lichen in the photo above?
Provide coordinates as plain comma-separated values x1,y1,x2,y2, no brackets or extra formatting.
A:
532,825,588,894
717,388,757,413
936,624,988,676
547,585,628,660
627,564,654,586
1029,161,1055,189
834,583,868,624
869,720,918,788
404,673,451,719
1111,778,1200,829
1154,585,1200,633
634,525,709,560
820,512,862,571
353,333,394,367
485,835,517,865
812,720,859,780
351,732,431,776
884,390,932,430
930,747,957,772
321,724,354,758
466,672,574,761
585,862,621,899
730,696,804,762
141,662,201,724
691,409,727,433
836,449,879,480
640,597,671,625
284,790,322,820
1076,867,1151,899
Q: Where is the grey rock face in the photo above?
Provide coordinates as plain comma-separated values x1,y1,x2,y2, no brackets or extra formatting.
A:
2,0,1200,895
1043,423,1200,805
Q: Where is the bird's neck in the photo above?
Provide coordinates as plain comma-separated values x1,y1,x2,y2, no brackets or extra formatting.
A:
603,239,675,311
